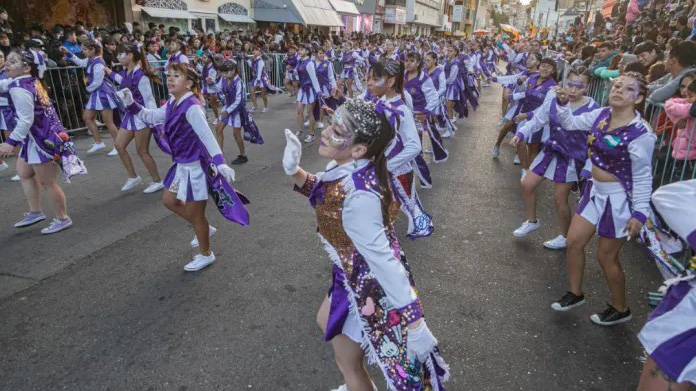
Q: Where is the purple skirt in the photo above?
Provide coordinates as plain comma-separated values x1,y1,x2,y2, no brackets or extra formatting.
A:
0,106,16,131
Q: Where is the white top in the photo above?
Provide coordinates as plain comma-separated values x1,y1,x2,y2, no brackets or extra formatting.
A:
445,62,459,86
301,56,321,93
381,94,421,173
319,159,418,308
135,91,223,160
67,55,105,93
431,66,446,98
5,75,33,144
555,104,657,218
111,65,157,109
222,76,243,114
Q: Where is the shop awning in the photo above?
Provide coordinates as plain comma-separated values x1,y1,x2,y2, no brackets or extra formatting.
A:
141,7,197,19
218,13,256,23
254,0,343,26
329,0,360,15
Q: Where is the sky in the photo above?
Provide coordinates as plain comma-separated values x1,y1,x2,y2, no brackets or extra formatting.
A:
519,0,531,5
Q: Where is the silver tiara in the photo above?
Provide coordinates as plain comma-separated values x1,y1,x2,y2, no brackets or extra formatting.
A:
383,59,400,76
340,99,382,138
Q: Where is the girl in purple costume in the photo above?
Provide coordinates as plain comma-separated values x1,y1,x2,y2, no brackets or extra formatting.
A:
368,59,434,239
315,47,338,128
120,63,238,272
282,99,448,391
163,40,189,69
283,46,299,97
295,45,322,143
510,67,599,249
107,43,163,194
199,52,222,125
61,40,120,155
549,72,657,326
424,51,456,139
637,180,696,391
249,46,277,113
214,59,263,165
0,51,86,234
443,45,464,121
0,51,15,171
338,41,364,99
404,52,448,164
511,58,558,175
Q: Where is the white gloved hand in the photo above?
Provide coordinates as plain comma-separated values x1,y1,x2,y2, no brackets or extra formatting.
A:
217,164,236,183
406,320,437,362
116,88,134,106
282,128,302,175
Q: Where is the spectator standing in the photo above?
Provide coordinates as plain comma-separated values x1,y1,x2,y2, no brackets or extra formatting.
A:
648,40,696,103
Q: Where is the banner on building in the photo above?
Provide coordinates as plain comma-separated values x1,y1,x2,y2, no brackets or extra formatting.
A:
452,5,463,22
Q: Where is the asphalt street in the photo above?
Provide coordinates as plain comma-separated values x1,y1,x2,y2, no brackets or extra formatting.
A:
0,85,662,391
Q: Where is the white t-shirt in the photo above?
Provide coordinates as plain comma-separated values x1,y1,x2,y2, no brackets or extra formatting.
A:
274,32,284,44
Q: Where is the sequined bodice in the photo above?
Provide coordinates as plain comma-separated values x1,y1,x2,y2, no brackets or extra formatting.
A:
315,180,353,249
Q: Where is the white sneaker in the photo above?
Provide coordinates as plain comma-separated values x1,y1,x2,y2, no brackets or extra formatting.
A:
303,134,315,143
261,107,268,113
513,219,540,237
121,176,143,191
212,118,218,125
303,120,310,127
544,235,567,250
513,154,521,165
520,169,527,182
331,383,378,391
184,252,216,272
191,225,217,248
143,181,164,194
492,146,500,158
0,161,8,171
107,148,118,156
87,142,106,154
316,122,325,129
11,174,20,181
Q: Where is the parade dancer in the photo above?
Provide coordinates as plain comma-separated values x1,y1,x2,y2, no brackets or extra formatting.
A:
163,39,189,68
0,51,13,172
0,51,86,234
282,99,449,391
61,40,120,156
249,45,277,113
510,67,599,248
283,46,299,97
368,59,434,239
549,72,656,326
295,45,321,143
510,58,558,178
119,63,245,272
214,59,263,165
636,179,696,391
315,47,337,128
404,52,448,164
106,43,164,194
490,52,541,162
425,51,456,139
444,45,465,121
199,52,221,125
338,41,363,99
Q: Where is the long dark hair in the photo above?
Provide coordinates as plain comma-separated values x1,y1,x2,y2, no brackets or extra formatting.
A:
406,51,423,75
117,43,161,84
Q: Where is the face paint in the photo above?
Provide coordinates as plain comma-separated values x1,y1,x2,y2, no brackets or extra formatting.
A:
567,80,587,89
117,52,128,64
328,109,352,150
375,77,386,87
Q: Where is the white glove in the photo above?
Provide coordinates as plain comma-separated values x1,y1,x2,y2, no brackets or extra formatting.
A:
116,88,134,106
282,129,302,175
217,164,236,183
406,320,437,362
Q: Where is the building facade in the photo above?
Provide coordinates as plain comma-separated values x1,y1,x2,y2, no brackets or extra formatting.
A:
129,0,256,32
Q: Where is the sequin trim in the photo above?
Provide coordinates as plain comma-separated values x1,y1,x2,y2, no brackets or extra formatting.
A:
398,299,423,325
294,174,316,197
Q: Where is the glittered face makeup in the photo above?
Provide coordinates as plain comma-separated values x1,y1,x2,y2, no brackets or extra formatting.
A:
117,52,128,64
6,53,27,77
375,77,385,87
327,110,352,150
610,76,641,103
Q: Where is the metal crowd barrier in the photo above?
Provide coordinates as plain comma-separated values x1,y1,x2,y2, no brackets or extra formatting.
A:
44,53,351,134
586,75,611,107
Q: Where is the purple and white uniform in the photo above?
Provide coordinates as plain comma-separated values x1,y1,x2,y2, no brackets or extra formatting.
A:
517,94,599,183
518,73,557,143
339,50,363,79
296,56,321,104
404,70,448,163
315,58,337,97
164,50,189,69
444,58,463,101
219,75,244,127
111,66,157,130
130,92,225,202
249,56,277,93
428,64,456,137
284,52,299,81
65,53,119,110
556,105,656,238
200,63,219,95
640,179,696,384
0,68,16,132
